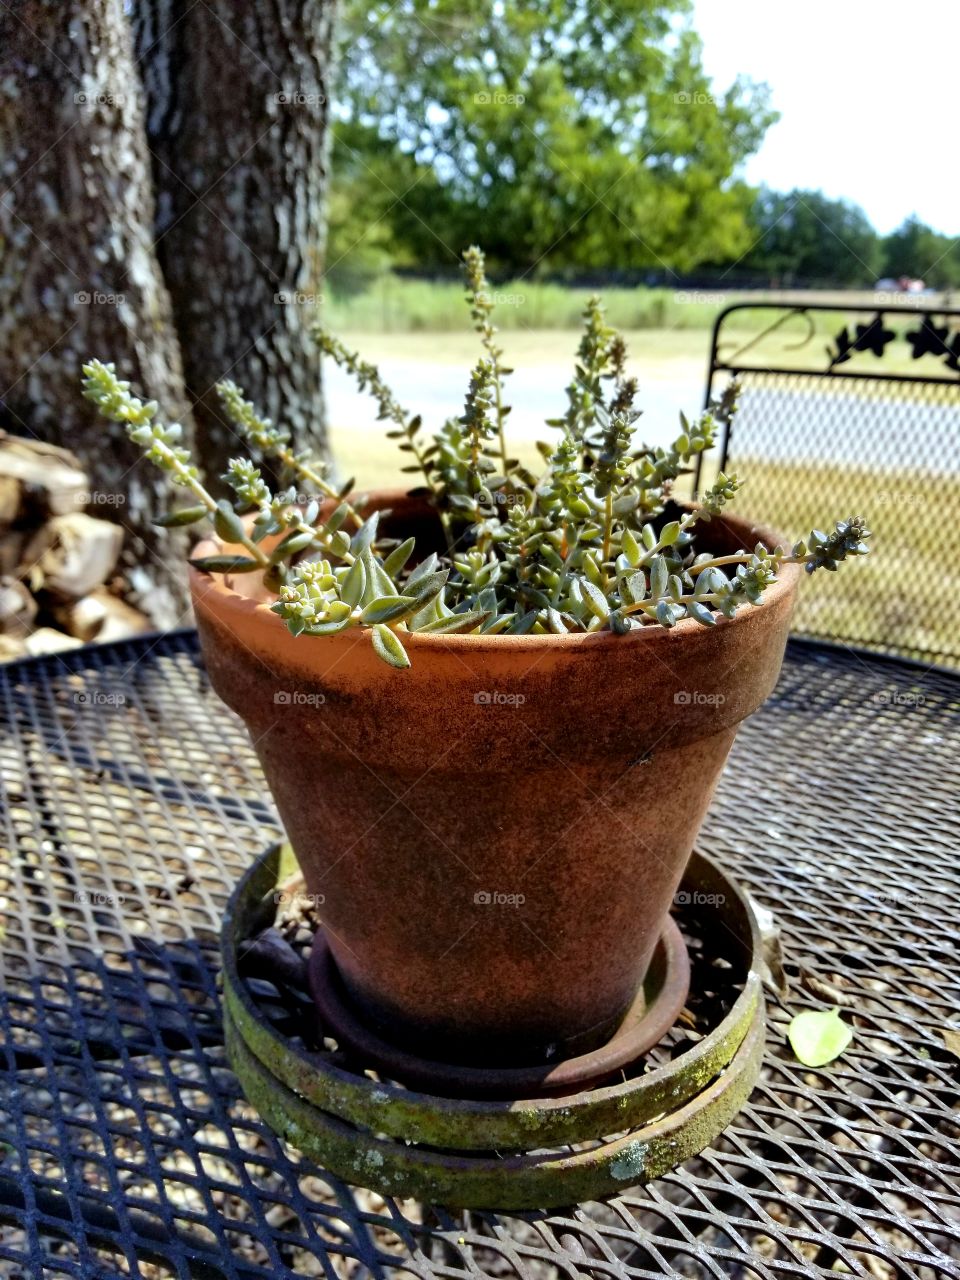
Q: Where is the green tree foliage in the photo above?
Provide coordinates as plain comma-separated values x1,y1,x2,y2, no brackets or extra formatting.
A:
882,216,960,289
741,189,882,286
330,0,775,274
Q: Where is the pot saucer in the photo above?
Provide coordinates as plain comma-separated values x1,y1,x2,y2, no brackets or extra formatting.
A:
307,917,690,1099
225,845,765,1207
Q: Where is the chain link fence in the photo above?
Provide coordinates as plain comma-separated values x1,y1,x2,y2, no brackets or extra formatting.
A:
694,303,960,668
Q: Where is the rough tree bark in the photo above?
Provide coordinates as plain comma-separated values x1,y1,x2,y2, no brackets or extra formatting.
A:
0,0,194,627
134,0,337,482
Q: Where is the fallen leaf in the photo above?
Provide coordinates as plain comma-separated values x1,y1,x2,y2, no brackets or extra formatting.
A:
787,1007,853,1067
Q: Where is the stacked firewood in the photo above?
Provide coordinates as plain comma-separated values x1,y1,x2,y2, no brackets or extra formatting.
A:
0,432,150,661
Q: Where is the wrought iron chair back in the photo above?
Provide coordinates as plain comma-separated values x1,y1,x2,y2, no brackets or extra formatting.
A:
694,301,960,668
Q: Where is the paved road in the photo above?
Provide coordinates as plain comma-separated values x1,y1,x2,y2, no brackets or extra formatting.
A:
328,358,954,474
326,358,698,454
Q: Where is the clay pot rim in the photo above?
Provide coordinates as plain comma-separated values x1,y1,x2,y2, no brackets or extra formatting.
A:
189,488,802,652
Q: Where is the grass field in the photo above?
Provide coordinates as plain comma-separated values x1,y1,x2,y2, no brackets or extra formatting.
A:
324,277,957,336
700,456,960,665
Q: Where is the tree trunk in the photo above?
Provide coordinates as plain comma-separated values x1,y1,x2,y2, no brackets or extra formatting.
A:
134,0,337,482
0,0,194,627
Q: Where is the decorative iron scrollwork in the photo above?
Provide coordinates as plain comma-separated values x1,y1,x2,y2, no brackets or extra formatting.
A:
905,315,960,373
827,315,895,368
827,311,960,376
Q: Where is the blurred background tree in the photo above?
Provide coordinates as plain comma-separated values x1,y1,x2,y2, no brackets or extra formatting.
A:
882,216,960,289
0,0,337,621
740,189,883,287
329,0,776,277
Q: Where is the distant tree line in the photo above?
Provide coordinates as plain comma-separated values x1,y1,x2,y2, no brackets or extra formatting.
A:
327,0,957,290
740,193,960,290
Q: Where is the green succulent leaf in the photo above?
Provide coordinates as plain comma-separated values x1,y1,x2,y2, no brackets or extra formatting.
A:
155,504,209,527
340,557,367,607
326,503,352,533
581,580,610,622
350,512,380,553
189,555,261,574
307,616,352,636
329,530,352,559
361,594,419,624
406,553,439,586
269,529,315,564
325,601,353,623
621,571,647,605
417,609,489,634
383,536,417,577
687,600,716,626
650,555,668,600
655,599,676,627
660,519,681,546
371,623,411,668
621,526,642,566
408,569,449,603
213,500,248,544
508,611,538,635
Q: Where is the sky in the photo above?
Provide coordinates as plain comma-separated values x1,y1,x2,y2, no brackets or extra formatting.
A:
691,0,958,235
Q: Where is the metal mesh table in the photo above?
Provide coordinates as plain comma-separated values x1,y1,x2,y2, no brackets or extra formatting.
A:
1,630,958,1279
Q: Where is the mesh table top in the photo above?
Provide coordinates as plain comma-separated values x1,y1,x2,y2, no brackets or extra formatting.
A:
0,631,958,1279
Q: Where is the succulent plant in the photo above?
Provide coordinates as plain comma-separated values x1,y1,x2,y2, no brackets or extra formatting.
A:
82,247,870,668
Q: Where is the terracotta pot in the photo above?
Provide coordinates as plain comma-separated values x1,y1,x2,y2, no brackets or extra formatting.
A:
192,491,799,1067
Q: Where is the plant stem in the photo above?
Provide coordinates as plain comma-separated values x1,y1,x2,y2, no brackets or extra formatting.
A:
493,371,508,473
277,446,364,530
602,492,614,565
294,515,356,565
622,591,722,618
160,443,272,569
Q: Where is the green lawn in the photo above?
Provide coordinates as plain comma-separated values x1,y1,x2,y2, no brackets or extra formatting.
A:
705,456,960,665
324,276,956,338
